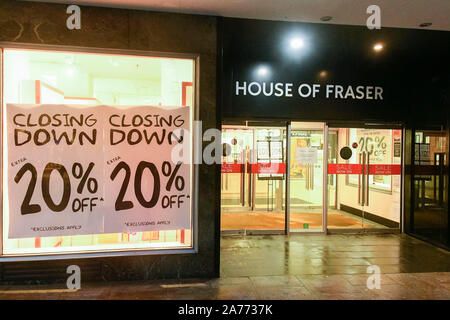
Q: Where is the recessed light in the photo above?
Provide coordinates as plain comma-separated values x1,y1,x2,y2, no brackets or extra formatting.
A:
320,16,332,22
290,37,304,49
373,43,383,52
419,22,432,27
319,70,327,78
64,55,74,65
66,66,75,76
257,66,269,76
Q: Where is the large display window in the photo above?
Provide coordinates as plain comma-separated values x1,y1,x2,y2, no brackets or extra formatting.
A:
0,46,197,257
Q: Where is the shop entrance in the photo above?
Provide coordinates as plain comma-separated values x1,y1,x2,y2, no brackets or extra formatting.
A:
409,128,448,248
220,121,403,234
221,123,286,233
327,125,402,232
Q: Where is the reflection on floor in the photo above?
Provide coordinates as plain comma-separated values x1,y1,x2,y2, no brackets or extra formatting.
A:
221,233,450,277
413,208,449,246
1,234,449,299
221,211,377,230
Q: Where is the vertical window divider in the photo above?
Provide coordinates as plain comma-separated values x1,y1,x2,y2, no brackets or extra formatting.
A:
285,122,291,235
323,123,329,234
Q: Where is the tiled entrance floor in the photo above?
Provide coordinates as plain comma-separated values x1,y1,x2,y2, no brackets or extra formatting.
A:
0,234,449,299
220,233,450,277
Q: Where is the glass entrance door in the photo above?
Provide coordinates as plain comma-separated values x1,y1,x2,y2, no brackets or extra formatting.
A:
221,125,286,233
221,128,253,210
327,127,402,231
410,129,448,247
288,122,327,232
220,122,404,234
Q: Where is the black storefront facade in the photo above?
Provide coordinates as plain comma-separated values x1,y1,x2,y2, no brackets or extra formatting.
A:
0,0,448,285
218,18,449,250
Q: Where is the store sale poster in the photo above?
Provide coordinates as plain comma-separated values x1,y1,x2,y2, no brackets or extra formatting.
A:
103,105,191,235
6,104,191,238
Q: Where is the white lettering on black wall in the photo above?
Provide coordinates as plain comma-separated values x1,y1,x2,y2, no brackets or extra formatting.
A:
235,81,383,100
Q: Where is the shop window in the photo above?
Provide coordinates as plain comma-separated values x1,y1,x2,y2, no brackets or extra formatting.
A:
1,48,196,256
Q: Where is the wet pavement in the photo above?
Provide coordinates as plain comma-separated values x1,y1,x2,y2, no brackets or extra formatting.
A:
0,234,449,300
220,233,450,277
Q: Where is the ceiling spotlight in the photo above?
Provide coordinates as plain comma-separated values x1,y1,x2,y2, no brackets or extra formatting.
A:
319,70,327,78
320,16,332,22
109,58,119,67
290,37,304,49
373,43,383,52
64,55,74,65
257,66,269,76
419,22,432,27
66,66,75,76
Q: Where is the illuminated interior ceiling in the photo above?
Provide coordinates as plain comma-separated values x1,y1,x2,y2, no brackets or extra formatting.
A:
28,51,163,80
5,49,193,105
23,0,450,31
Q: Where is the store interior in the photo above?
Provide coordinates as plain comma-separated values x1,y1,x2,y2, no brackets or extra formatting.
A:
2,48,194,255
220,122,403,232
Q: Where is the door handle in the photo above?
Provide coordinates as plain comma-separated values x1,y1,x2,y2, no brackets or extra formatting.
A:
358,153,362,205
306,164,309,190
240,150,244,206
306,164,311,190
361,152,366,206
309,164,312,190
366,152,370,206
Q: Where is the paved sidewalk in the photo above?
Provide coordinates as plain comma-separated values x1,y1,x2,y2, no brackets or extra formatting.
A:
0,234,449,300
0,272,449,299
